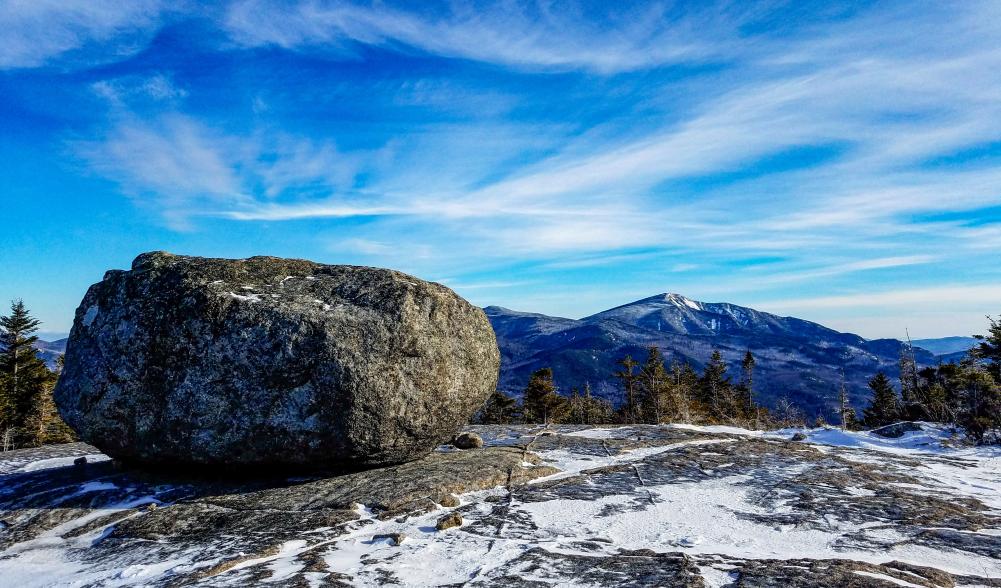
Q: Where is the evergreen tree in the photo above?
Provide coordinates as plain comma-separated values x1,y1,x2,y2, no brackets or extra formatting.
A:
565,383,614,425
568,386,583,424
841,407,859,430
670,361,701,423
27,379,76,445
478,390,519,424
637,347,669,423
521,368,569,425
973,315,1001,383
738,350,757,424
581,382,614,424
917,365,956,423
0,300,54,448
862,372,899,428
614,355,640,424
954,360,1001,443
698,350,734,423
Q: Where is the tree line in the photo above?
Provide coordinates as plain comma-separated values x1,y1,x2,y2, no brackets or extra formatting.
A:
476,347,773,428
0,300,75,450
479,314,1001,444
860,316,1001,443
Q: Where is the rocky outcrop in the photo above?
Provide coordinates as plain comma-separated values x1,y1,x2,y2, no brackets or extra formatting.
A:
0,427,998,586
54,252,500,468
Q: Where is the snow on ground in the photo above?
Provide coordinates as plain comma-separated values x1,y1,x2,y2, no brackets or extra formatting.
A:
1,425,999,586
531,437,734,484
16,454,110,473
563,426,634,439
273,424,1001,584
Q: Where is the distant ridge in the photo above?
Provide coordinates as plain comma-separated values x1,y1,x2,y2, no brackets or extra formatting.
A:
34,338,67,369
912,336,978,357
487,293,940,417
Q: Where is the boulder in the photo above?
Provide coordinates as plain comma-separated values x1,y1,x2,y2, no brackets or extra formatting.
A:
452,432,484,449
54,252,500,469
871,421,923,439
373,533,406,546
435,512,463,531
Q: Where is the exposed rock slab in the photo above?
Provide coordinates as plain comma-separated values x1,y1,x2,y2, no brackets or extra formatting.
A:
0,426,998,586
54,251,500,468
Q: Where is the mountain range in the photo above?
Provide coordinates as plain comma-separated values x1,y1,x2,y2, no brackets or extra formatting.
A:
486,293,960,417
34,338,67,369
911,336,979,364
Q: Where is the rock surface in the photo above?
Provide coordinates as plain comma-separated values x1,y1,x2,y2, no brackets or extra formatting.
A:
54,251,500,468
0,425,997,586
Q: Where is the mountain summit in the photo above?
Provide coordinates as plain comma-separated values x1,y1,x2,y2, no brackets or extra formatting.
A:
488,294,936,416
585,293,857,342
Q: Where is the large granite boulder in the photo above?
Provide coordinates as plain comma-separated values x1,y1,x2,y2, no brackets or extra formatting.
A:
54,252,500,468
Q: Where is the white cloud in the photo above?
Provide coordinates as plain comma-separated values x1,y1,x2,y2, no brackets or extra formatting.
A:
754,284,1001,339
0,0,168,69
222,0,758,73
91,74,188,107
757,284,1001,312
746,255,940,286
75,112,381,227
79,114,242,203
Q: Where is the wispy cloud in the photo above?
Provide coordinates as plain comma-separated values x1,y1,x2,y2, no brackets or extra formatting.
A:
0,0,168,69
743,255,940,286
76,114,246,226
759,284,1001,312
751,284,1001,339
222,0,766,73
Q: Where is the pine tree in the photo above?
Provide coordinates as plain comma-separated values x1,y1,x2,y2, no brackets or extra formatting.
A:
973,315,1001,383
955,360,1001,443
27,379,76,445
637,346,669,423
568,386,584,424
580,382,614,425
699,350,733,423
614,355,640,424
932,362,965,422
862,372,899,428
670,361,701,423
0,300,54,448
521,368,569,425
739,350,757,425
478,390,518,424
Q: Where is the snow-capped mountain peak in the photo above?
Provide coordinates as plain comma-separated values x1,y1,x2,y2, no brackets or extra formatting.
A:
664,292,702,311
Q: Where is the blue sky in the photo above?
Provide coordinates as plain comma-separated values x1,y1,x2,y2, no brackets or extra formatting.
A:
2,1,1001,340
